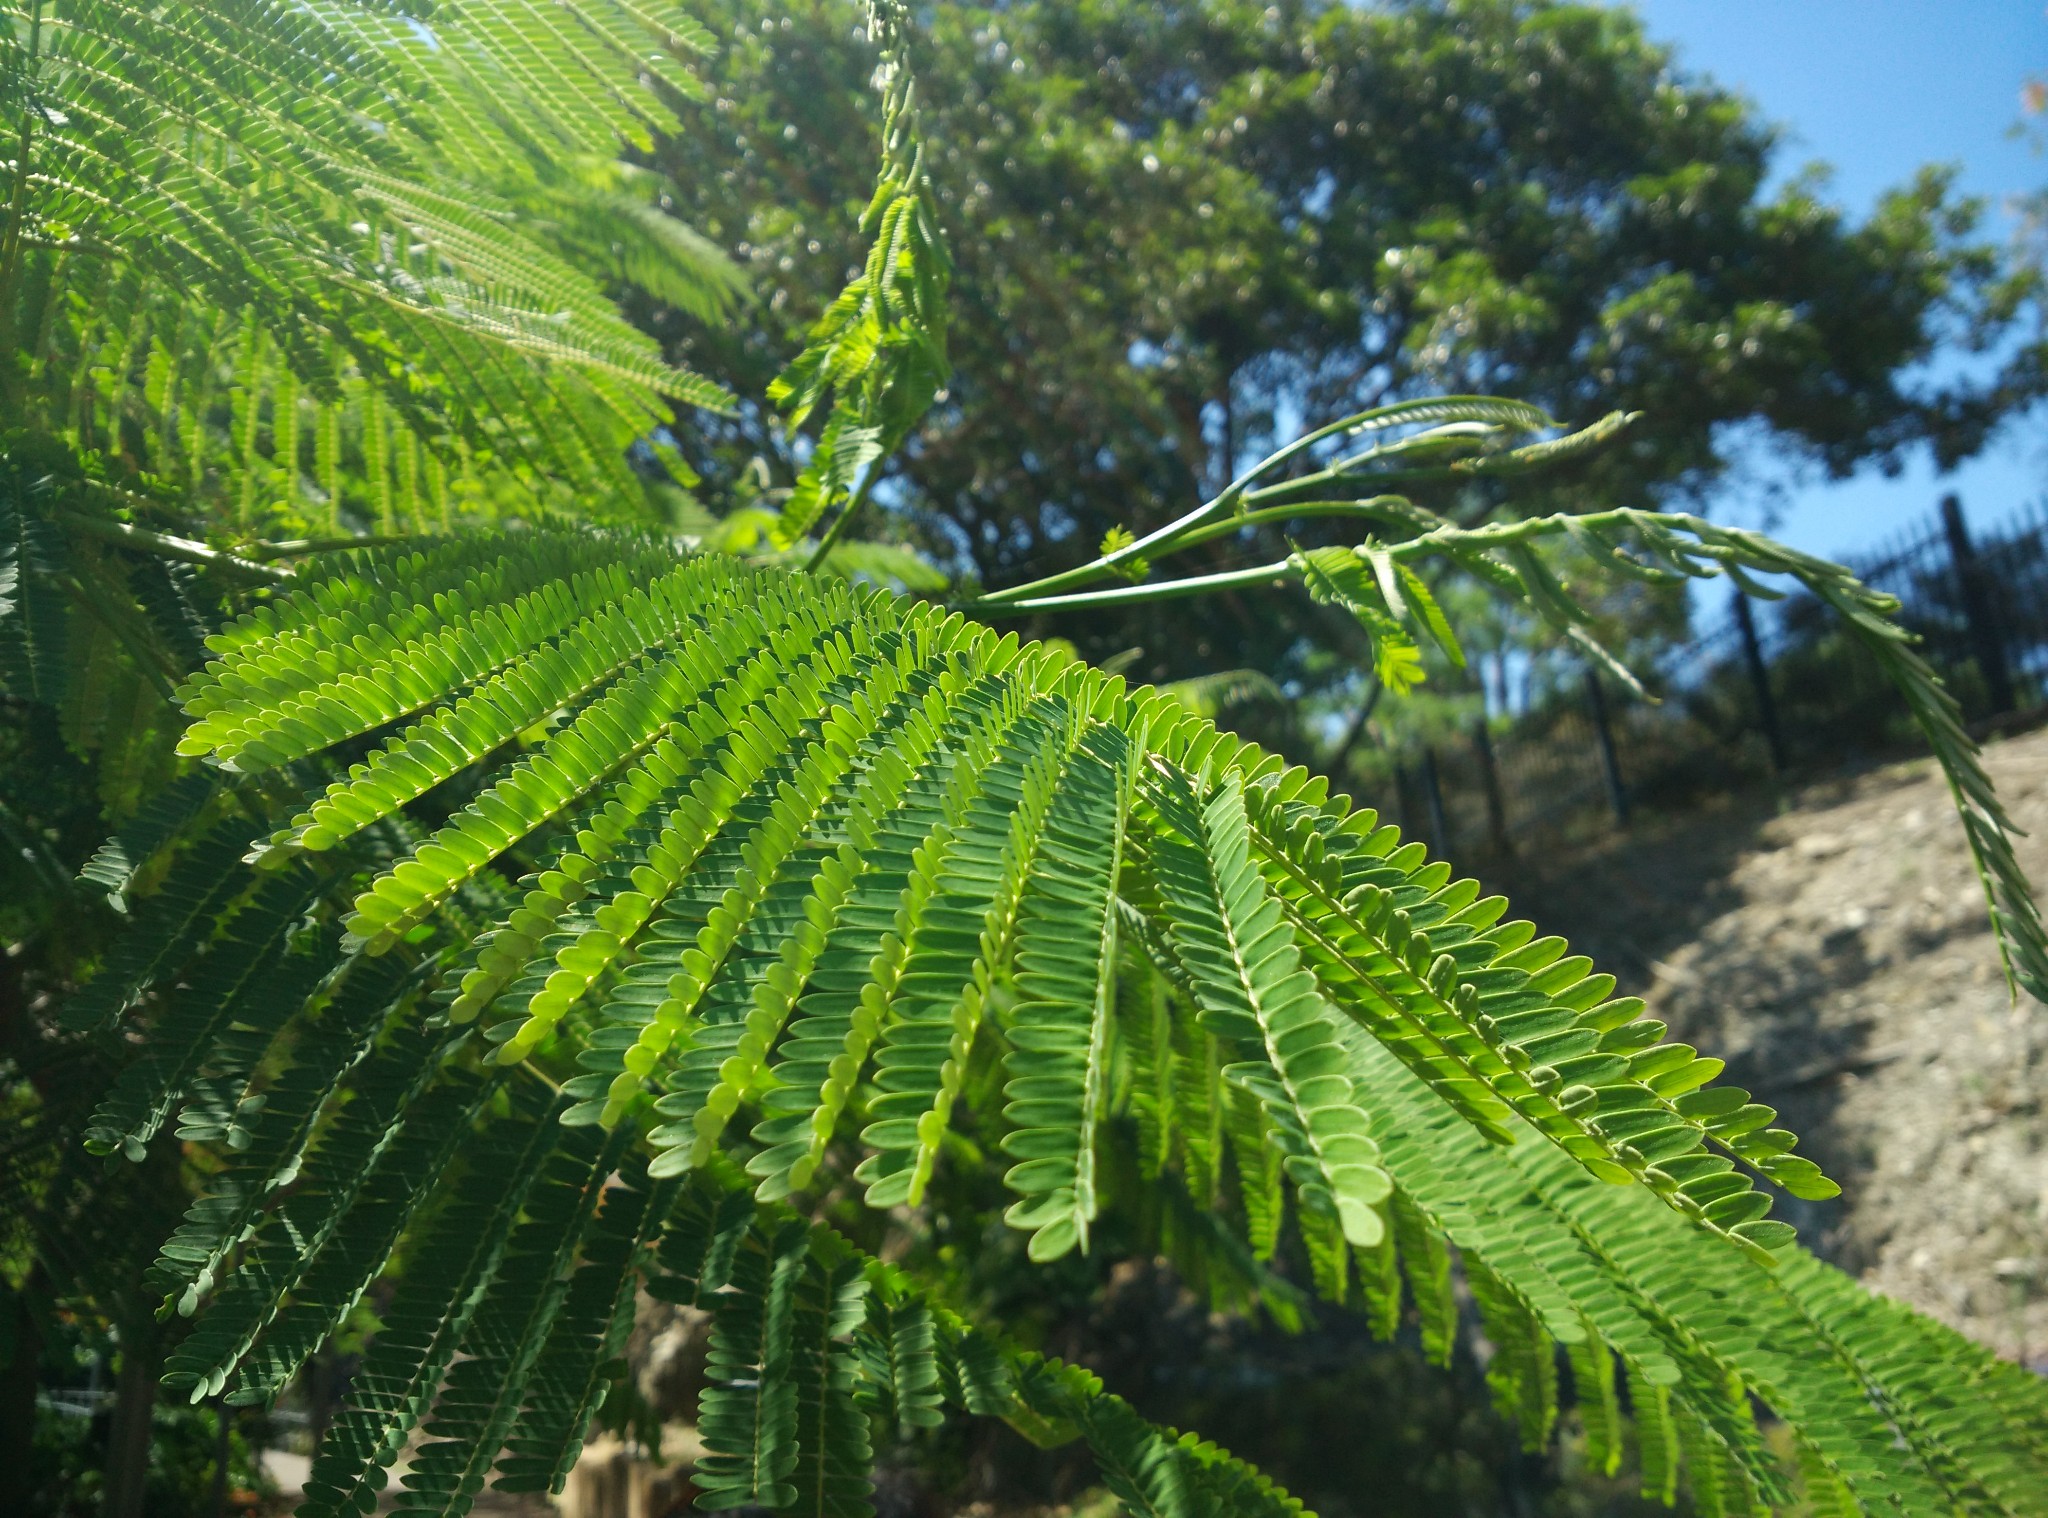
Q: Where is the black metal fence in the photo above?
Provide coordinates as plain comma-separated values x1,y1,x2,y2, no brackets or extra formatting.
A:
1384,495,2048,858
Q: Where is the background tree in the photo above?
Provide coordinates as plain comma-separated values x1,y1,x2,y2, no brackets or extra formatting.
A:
649,0,2037,737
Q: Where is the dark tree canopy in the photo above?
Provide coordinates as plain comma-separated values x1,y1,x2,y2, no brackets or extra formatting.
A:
649,0,2031,696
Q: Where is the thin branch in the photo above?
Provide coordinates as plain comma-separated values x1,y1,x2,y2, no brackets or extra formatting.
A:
976,399,1566,607
54,510,294,579
802,464,882,573
1163,496,1432,556
237,532,419,560
967,559,1297,615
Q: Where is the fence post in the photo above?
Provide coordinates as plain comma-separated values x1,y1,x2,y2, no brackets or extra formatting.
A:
1583,668,1629,828
1941,493,2017,716
1419,744,1451,857
1731,590,1786,773
1471,719,1513,856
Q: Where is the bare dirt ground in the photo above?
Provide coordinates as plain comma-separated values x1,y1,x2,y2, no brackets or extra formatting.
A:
1488,724,2048,1364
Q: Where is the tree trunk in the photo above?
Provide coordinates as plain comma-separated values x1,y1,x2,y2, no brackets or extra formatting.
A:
210,1396,230,1518
1218,381,1234,496
99,1323,161,1518
0,1281,42,1515
1323,679,1383,781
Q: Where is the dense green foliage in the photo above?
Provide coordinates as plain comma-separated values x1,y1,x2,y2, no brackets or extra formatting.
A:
17,519,2039,1518
6,3,2048,1518
648,0,2035,688
0,0,740,532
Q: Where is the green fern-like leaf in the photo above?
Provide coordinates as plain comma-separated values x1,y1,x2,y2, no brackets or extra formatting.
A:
0,462,74,700
298,1082,565,1518
765,0,950,556
1141,764,1393,1250
991,720,1129,1259
50,523,2048,1517
696,1217,810,1510
0,0,736,529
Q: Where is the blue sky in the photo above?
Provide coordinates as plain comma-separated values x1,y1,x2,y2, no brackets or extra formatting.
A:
1621,0,2045,560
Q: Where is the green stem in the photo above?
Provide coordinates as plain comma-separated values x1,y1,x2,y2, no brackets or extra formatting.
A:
1238,461,1468,510
514,1060,565,1100
978,398,1537,606
238,532,419,560
14,231,120,259
1383,507,1759,565
802,464,881,572
966,559,1295,616
54,510,293,580
967,506,1835,619
973,489,1231,606
1160,496,1422,556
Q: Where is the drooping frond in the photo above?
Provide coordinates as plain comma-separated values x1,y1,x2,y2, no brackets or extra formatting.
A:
1138,764,1392,1252
763,0,951,556
654,1162,1311,1518
1367,507,2048,1002
992,719,1129,1259
63,524,2046,1515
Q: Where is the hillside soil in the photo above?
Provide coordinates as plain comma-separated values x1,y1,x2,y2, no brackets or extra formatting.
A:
1486,723,2048,1363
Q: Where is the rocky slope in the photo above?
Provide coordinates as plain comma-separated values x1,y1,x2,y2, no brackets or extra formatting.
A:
1489,724,2048,1363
